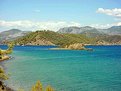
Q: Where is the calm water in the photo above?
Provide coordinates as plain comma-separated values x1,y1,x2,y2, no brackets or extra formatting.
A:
1,45,121,91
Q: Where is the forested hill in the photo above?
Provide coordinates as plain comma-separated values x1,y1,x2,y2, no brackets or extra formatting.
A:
12,30,121,46
12,30,97,47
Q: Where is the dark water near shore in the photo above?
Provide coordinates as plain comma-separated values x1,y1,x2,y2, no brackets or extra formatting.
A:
0,45,121,91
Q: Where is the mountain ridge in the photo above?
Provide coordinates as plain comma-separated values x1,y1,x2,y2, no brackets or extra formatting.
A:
11,30,121,46
0,29,30,44
1,25,121,46
58,25,121,36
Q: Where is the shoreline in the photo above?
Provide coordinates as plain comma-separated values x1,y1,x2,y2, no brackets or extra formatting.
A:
85,44,121,46
49,48,70,50
1,44,121,46
49,47,93,51
0,56,14,91
0,56,10,62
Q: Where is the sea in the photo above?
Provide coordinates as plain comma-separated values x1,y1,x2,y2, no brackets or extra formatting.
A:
0,45,121,91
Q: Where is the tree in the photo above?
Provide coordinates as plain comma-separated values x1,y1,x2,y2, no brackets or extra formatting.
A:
31,81,54,91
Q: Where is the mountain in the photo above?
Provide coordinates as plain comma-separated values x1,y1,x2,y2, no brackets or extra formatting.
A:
58,26,121,36
103,26,121,35
1,26,121,46
0,29,30,44
102,35,121,44
12,30,97,46
12,30,121,46
58,26,99,33
58,26,105,37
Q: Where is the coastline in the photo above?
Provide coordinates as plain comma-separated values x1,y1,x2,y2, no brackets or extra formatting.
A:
85,44,121,46
1,44,121,47
0,57,14,91
0,44,15,91
0,56,10,62
49,48,70,50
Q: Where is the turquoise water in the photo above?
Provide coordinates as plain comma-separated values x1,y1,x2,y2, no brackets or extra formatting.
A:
1,45,121,91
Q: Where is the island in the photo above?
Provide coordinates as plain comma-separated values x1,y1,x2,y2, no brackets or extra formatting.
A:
50,43,93,51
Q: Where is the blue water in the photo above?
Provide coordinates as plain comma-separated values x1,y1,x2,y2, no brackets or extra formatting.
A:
1,45,121,91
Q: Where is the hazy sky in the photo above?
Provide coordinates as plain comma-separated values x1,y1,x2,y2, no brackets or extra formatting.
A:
0,0,121,31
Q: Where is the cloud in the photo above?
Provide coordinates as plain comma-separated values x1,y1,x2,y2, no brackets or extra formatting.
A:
117,22,121,26
90,24,113,29
90,22,121,29
96,8,121,18
0,20,121,31
0,20,81,31
95,8,121,28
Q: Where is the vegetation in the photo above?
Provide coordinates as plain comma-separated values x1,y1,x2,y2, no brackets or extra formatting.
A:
0,67,8,80
1,30,120,91
100,35,121,43
12,30,121,47
0,44,14,80
0,44,14,91
13,30,97,47
31,81,54,91
0,44,14,55
17,81,54,91
0,44,54,91
0,66,9,91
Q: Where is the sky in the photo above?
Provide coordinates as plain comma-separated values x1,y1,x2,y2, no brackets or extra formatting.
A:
0,0,121,31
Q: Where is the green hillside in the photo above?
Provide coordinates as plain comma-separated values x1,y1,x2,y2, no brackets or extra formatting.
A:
13,30,97,47
12,30,121,47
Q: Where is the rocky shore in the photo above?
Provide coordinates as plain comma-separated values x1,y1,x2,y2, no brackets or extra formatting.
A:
0,44,14,91
0,56,9,62
0,65,14,91
0,81,14,91
50,43,93,51
65,43,86,50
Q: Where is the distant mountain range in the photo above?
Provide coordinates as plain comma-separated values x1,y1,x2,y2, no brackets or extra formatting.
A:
12,30,121,46
0,26,121,45
58,26,99,34
102,26,121,35
0,29,30,43
58,26,121,37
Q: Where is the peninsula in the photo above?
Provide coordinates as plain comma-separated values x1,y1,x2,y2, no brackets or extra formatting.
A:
0,44,14,61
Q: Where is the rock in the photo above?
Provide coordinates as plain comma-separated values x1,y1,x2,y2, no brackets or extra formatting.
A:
64,43,93,51
65,43,86,50
0,81,14,91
